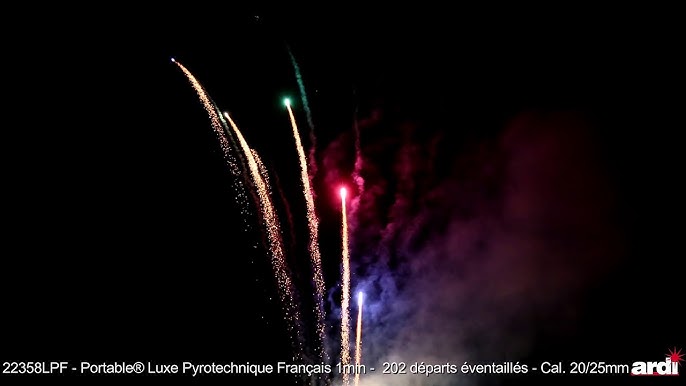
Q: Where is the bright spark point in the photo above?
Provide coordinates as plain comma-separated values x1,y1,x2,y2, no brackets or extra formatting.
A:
171,57,176,63
284,98,291,106
358,291,364,305
340,187,347,200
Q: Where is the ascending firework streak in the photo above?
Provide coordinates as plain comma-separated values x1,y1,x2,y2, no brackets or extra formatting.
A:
354,292,363,386
286,47,318,179
173,58,255,230
172,58,239,176
223,112,303,358
340,187,351,386
284,98,327,361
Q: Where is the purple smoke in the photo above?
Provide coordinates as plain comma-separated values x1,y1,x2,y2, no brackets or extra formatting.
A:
323,110,622,386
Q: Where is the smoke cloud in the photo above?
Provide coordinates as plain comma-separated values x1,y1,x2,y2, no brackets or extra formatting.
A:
323,110,622,386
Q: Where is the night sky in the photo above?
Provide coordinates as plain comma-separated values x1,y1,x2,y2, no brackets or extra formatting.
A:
3,6,683,385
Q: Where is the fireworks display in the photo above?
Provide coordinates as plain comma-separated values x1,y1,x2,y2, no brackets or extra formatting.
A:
161,18,678,385
173,61,362,385
5,10,681,386
174,60,310,359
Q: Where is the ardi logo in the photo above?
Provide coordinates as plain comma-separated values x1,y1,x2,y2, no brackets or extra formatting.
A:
631,347,683,376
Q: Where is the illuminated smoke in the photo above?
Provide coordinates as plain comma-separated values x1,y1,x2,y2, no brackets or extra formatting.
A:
351,97,365,218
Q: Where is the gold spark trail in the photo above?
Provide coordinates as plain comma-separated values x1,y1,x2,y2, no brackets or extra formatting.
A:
354,292,363,386
340,188,351,386
174,60,254,235
223,112,303,358
285,103,327,360
173,61,239,174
